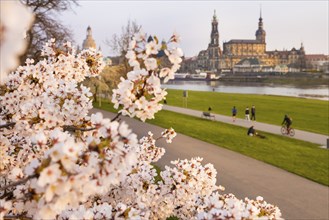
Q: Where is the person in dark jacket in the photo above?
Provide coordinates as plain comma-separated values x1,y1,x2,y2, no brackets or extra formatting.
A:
247,126,266,138
282,114,292,132
251,105,256,121
247,126,256,136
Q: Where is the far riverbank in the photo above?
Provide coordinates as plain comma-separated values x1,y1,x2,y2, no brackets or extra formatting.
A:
162,80,328,101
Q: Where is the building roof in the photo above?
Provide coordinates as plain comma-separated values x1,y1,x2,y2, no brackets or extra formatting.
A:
266,48,305,56
305,54,329,60
185,56,198,61
225,39,262,44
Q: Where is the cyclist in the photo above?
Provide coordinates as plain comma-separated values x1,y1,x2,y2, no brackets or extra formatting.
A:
282,114,292,134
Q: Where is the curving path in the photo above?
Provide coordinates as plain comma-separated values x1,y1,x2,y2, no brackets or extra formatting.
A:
163,105,328,147
92,108,329,219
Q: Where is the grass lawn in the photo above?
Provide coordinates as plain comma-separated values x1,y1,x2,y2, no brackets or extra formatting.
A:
164,89,329,135
95,101,329,186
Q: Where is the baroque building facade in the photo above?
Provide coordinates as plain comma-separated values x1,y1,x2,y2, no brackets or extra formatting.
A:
186,11,306,73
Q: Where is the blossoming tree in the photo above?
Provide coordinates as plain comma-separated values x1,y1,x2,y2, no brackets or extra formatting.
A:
0,1,282,219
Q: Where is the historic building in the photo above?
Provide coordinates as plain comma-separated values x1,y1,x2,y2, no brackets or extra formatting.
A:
196,11,222,72
185,10,307,73
305,54,329,72
82,26,96,49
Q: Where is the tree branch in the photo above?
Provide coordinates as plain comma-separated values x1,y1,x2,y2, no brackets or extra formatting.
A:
4,215,32,220
0,122,15,129
0,174,37,191
0,122,95,132
111,112,122,122
63,125,96,132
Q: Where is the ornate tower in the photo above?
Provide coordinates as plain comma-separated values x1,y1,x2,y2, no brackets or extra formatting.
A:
207,10,222,72
209,10,219,46
82,26,96,49
255,10,266,43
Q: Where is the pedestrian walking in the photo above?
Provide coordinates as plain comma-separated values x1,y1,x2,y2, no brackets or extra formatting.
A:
245,106,250,121
232,106,237,122
251,105,256,121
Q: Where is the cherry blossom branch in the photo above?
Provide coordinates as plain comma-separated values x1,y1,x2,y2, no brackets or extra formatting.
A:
0,174,37,191
3,215,32,220
62,125,96,132
0,122,15,129
0,191,13,199
111,112,122,122
0,122,96,132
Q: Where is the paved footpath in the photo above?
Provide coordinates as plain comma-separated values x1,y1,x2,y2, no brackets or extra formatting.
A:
163,105,328,146
92,108,329,219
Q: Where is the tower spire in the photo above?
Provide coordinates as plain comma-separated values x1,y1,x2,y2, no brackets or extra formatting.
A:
213,9,217,21
255,7,266,43
209,10,219,46
260,4,262,18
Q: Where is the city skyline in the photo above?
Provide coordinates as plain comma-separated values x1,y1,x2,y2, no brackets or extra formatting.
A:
61,1,329,57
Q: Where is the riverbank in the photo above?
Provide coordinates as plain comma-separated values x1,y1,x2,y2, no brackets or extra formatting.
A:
164,89,328,135
220,75,328,85
172,72,329,86
163,81,328,101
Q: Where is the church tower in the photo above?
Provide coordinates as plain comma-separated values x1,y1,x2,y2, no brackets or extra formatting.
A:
209,10,219,46
255,9,266,43
82,26,96,49
207,10,222,72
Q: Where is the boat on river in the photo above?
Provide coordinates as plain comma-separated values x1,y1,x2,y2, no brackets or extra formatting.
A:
190,72,207,79
173,72,221,81
174,73,190,79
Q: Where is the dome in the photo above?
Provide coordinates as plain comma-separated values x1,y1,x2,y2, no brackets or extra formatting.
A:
82,26,96,49
256,29,266,36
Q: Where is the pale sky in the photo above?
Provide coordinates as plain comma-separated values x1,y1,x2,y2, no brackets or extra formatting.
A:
61,0,329,57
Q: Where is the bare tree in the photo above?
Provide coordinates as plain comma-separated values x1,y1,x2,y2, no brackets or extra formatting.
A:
20,0,78,63
107,19,141,57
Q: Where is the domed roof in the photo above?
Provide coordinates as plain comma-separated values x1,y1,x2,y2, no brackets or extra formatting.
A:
82,26,96,49
256,29,266,36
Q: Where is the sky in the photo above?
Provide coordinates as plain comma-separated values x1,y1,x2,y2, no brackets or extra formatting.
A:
60,0,329,57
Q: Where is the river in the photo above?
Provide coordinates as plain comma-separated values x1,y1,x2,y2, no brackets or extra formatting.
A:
162,81,329,101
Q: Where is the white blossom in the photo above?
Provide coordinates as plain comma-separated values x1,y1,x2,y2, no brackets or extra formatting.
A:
0,24,282,220
0,1,34,84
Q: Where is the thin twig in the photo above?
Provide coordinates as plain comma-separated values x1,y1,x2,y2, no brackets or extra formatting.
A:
0,191,13,200
111,112,122,122
0,122,15,129
0,174,37,191
4,215,32,220
63,125,96,132
0,122,96,132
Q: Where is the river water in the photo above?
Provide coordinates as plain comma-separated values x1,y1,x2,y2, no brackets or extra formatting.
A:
162,81,329,101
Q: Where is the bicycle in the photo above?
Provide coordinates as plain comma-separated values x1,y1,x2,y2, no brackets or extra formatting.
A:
281,126,295,136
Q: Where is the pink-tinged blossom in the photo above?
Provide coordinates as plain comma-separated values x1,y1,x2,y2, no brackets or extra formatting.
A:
0,1,34,84
145,41,161,55
161,128,177,143
144,58,158,71
1,24,282,219
0,200,12,220
37,163,61,187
